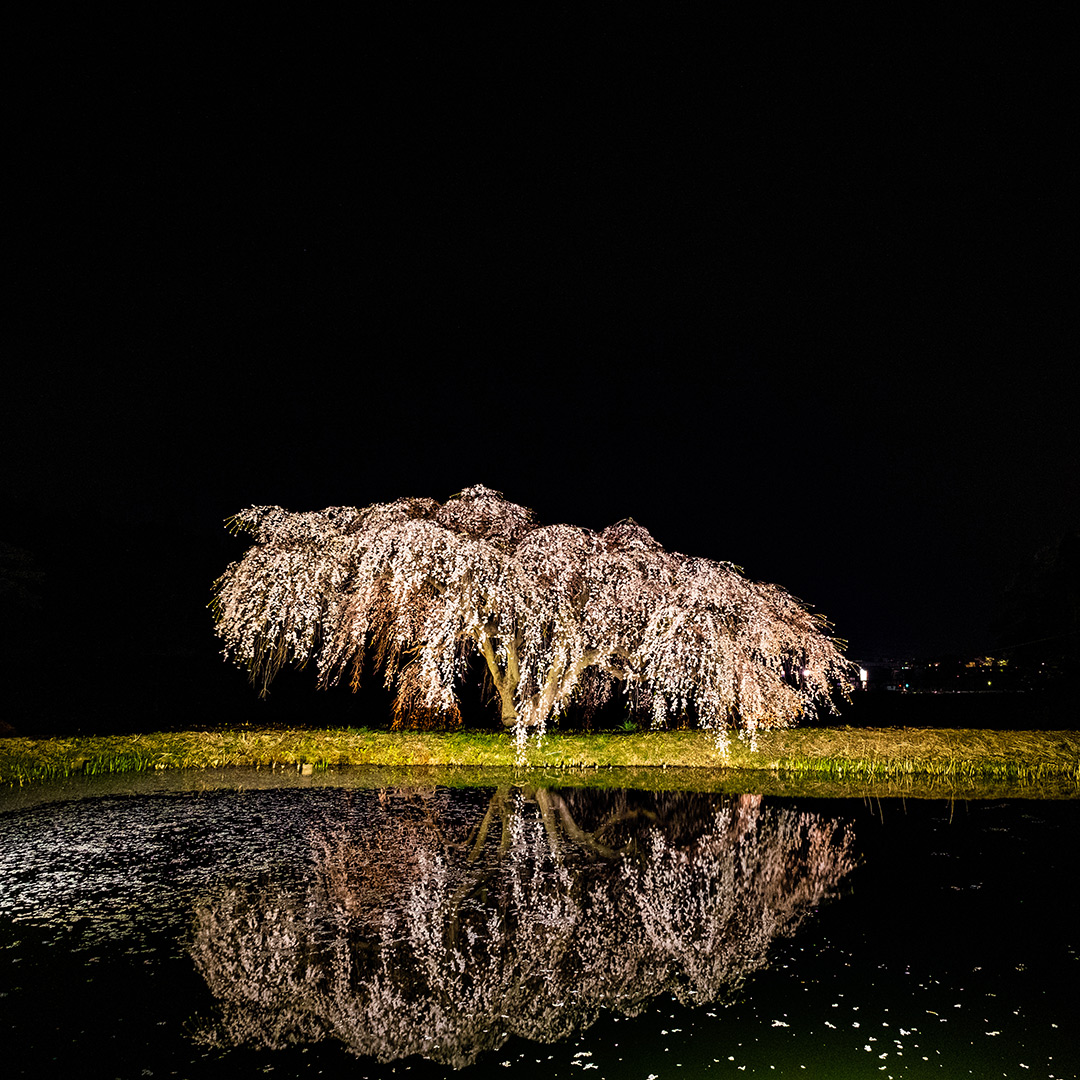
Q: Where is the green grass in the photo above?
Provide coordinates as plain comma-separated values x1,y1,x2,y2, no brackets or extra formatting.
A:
1,726,1077,796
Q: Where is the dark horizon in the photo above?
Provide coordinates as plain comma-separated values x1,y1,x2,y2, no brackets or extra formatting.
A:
6,10,1076,733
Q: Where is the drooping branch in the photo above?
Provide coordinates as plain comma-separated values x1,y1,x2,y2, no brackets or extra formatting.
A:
213,485,854,740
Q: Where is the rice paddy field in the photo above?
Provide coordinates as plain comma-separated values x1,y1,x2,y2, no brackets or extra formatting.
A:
2,722,1078,1077
2,760,1078,1077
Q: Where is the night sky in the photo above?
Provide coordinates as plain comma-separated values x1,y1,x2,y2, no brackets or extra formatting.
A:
7,10,1076,731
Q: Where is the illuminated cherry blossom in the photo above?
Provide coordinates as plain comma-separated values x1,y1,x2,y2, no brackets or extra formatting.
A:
213,485,852,743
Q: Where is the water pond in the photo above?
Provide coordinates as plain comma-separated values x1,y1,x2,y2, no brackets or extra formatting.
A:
0,770,1076,1079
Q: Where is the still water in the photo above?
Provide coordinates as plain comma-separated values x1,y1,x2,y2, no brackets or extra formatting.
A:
0,771,1076,1079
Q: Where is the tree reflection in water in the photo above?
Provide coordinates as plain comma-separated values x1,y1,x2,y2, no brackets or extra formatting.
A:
190,788,856,1068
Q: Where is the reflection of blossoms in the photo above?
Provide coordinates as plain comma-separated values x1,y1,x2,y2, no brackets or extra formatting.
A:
621,799,849,1005
191,788,856,1068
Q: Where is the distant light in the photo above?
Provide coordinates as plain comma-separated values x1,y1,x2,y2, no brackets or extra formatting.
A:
859,668,868,684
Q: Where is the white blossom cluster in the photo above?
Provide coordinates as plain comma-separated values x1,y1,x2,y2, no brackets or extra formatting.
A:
213,485,853,739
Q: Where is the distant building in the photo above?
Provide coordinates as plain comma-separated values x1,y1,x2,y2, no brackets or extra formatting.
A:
850,654,1045,693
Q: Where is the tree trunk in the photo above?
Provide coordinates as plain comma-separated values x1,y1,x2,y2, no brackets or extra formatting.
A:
478,633,522,727
497,688,519,727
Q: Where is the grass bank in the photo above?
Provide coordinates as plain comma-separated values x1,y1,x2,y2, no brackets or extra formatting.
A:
1,726,1077,792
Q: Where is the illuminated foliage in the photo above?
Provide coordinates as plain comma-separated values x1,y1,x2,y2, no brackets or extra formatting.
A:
213,485,852,744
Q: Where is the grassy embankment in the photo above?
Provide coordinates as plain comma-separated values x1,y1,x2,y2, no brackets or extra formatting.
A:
1,727,1077,795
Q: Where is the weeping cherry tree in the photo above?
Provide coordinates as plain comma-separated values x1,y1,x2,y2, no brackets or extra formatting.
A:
212,485,852,750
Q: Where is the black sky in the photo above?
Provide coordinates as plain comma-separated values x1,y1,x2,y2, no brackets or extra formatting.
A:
7,8,1077,728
